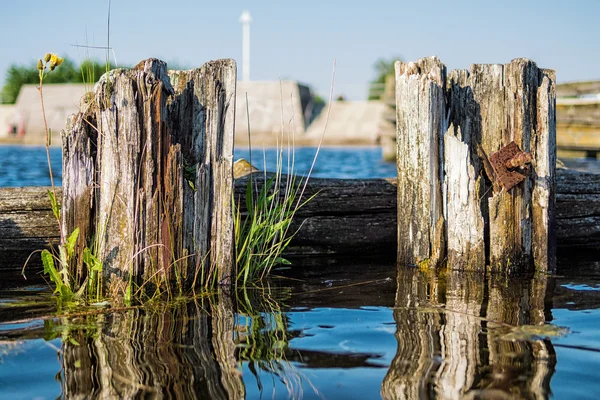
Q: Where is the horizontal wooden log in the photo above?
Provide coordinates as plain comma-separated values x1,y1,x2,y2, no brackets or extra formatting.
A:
233,174,398,257
1,168,599,274
556,169,600,193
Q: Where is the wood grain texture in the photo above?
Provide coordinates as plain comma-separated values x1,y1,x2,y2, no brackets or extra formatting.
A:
395,57,447,267
532,70,557,270
486,59,537,271
168,60,236,285
444,127,485,270
59,58,236,295
61,92,98,281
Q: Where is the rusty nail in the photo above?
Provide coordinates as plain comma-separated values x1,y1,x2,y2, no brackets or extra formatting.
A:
505,151,533,169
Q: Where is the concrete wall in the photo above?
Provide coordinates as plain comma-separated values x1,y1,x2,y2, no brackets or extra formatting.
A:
8,81,394,148
305,100,394,145
235,80,313,145
11,81,314,146
8,80,402,148
14,83,89,144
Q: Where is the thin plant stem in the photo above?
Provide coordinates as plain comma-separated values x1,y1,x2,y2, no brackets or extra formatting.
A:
296,58,336,209
39,78,65,244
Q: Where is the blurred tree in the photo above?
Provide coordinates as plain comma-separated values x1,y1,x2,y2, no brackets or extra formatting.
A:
1,58,116,104
368,56,402,100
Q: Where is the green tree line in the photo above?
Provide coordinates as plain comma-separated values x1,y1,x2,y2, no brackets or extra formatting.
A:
368,56,402,100
1,58,115,104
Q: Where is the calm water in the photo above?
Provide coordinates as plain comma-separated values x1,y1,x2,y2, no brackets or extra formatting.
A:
2,145,600,398
0,145,397,187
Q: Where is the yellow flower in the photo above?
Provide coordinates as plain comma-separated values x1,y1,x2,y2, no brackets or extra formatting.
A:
52,54,64,66
48,53,64,71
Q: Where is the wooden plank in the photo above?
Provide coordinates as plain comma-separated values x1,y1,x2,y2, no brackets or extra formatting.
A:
556,169,600,193
556,80,600,97
557,124,600,154
555,99,600,155
233,174,398,257
557,98,600,126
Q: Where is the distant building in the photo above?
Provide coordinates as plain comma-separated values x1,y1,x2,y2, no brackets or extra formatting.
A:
234,80,314,145
305,100,394,145
13,83,89,144
3,79,390,148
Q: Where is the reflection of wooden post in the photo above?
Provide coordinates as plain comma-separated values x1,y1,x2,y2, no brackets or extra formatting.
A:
212,294,246,398
62,58,236,295
433,271,484,399
381,270,485,400
485,275,556,398
396,57,556,273
382,268,556,399
61,300,244,399
381,268,443,399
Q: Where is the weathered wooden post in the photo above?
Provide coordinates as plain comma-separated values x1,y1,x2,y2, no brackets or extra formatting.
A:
395,58,447,269
62,58,236,297
396,57,556,273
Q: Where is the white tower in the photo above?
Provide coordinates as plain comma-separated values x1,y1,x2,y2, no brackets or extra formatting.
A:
239,10,252,81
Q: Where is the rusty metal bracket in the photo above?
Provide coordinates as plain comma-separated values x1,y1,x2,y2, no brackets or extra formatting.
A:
486,141,533,192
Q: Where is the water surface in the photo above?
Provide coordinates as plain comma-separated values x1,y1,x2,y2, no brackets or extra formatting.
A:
0,145,396,187
1,265,600,398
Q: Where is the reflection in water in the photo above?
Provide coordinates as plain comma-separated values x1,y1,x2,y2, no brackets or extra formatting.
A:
57,288,319,399
60,294,244,399
382,268,557,400
4,265,588,398
234,288,312,399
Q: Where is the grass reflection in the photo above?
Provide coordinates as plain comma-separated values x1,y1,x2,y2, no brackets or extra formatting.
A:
235,285,321,399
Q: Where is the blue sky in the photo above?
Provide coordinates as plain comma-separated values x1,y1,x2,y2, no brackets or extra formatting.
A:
1,0,599,100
